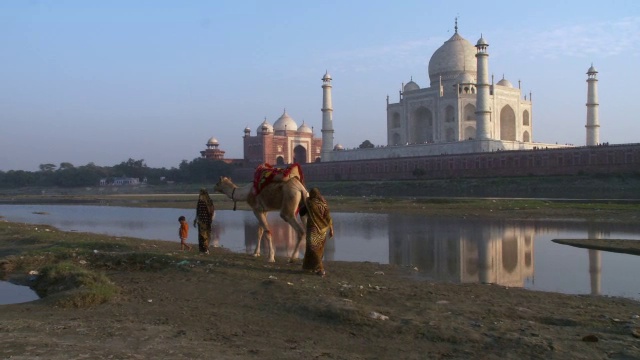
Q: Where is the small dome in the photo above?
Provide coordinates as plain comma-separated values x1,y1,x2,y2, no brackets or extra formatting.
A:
497,77,513,88
456,72,475,84
322,70,332,81
587,65,598,74
273,110,298,132
244,125,251,133
297,121,312,134
404,80,420,92
333,144,344,151
476,35,488,47
258,118,273,134
206,137,219,145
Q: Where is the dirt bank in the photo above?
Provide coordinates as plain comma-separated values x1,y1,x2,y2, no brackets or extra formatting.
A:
1,220,640,359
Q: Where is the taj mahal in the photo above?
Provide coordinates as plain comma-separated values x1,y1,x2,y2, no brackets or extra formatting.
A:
324,22,576,163
202,22,619,178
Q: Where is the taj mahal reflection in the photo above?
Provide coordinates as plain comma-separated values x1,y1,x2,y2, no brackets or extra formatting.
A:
236,212,625,296
0,204,635,298
388,215,534,287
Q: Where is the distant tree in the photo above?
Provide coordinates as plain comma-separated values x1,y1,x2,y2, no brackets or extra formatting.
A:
39,163,56,172
112,158,148,179
178,158,234,183
59,162,75,170
359,140,375,149
0,170,38,188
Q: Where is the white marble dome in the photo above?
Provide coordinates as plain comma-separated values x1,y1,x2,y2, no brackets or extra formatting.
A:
428,32,477,87
497,78,513,87
273,111,298,132
206,137,219,145
298,121,312,134
404,80,420,92
334,144,344,151
258,119,273,134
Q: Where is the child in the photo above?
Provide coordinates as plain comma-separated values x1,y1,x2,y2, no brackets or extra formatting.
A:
178,216,192,251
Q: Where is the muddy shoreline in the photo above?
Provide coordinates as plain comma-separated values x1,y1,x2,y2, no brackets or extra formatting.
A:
1,198,640,359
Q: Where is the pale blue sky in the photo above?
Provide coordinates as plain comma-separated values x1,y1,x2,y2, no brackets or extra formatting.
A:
1,0,639,171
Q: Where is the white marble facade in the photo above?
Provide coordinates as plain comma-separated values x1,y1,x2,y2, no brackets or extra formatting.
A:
327,24,570,162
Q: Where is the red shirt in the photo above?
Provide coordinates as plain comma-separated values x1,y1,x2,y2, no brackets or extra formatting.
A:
179,221,189,239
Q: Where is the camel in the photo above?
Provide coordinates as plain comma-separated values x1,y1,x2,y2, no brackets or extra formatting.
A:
214,176,308,263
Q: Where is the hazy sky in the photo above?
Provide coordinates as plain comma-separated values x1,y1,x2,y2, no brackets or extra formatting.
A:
2,0,639,171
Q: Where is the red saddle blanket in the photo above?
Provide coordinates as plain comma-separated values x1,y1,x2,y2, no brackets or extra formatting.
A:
252,163,304,195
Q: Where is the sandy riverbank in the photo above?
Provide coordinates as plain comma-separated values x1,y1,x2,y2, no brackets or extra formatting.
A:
1,208,640,359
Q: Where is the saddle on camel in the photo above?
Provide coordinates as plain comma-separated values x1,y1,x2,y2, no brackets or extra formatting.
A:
252,162,305,196
214,163,309,262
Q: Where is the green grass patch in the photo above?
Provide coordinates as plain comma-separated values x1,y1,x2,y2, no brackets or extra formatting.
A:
0,221,193,308
33,261,118,308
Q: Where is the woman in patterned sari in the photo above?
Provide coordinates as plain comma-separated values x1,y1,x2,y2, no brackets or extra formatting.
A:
302,188,334,276
193,188,215,254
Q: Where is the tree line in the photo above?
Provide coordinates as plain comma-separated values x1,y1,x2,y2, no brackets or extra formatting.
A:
0,158,235,188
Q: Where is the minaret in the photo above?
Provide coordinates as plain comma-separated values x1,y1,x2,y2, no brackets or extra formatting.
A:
586,64,600,146
475,35,490,140
321,70,334,161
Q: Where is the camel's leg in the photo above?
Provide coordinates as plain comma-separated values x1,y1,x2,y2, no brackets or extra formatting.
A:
255,211,274,261
281,211,306,263
265,229,276,263
255,226,263,258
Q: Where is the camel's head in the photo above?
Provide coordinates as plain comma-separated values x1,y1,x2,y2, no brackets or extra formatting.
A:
213,176,232,193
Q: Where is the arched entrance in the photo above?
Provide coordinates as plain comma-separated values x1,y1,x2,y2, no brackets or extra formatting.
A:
523,110,530,126
445,127,456,142
293,145,307,164
392,112,401,128
412,107,433,143
463,104,477,140
500,105,516,141
464,126,476,140
392,133,401,145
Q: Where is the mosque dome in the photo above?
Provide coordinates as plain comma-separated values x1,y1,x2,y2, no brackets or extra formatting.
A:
333,144,344,151
587,65,598,74
497,77,513,88
206,137,219,145
258,118,273,134
297,121,312,134
428,31,477,87
273,110,298,132
404,80,420,92
244,125,251,133
322,71,332,81
456,72,475,84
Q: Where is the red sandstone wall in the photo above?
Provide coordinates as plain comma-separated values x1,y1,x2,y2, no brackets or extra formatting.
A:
230,143,640,183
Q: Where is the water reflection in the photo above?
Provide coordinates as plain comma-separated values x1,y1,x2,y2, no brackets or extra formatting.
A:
388,215,535,287
243,220,336,261
0,281,39,305
588,229,604,296
1,205,640,299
